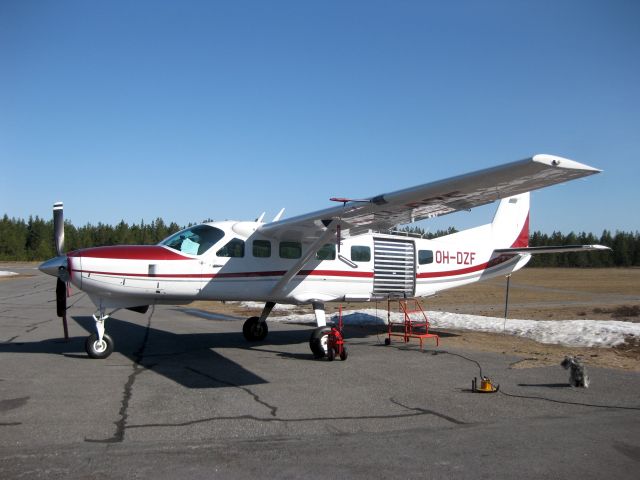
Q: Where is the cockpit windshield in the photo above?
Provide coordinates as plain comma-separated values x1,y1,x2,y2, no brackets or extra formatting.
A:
159,225,225,256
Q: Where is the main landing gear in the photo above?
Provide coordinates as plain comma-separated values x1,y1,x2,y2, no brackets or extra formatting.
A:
85,308,114,359
242,301,345,360
242,302,274,341
311,304,348,361
242,316,268,341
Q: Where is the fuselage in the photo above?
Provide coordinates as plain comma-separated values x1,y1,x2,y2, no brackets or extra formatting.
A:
63,218,530,310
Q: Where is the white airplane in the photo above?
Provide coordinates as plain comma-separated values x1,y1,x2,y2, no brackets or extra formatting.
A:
39,154,609,359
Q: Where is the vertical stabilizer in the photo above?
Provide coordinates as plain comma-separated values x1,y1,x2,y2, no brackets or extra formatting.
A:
491,193,529,248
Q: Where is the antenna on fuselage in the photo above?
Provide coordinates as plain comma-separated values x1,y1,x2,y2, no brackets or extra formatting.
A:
272,208,285,222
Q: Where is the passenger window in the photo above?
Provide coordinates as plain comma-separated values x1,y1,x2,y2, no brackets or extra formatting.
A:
418,250,434,265
216,238,245,258
280,241,302,259
315,243,336,261
351,245,371,262
253,240,271,258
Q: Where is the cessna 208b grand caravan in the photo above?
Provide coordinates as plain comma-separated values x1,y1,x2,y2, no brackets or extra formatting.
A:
39,154,608,359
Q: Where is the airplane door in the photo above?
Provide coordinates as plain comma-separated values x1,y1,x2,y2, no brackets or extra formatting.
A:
148,259,203,297
373,237,416,297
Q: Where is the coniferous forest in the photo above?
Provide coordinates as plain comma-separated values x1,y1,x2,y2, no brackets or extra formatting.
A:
0,214,638,267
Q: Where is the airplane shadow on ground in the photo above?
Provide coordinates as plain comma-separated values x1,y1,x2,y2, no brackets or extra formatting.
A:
0,312,376,389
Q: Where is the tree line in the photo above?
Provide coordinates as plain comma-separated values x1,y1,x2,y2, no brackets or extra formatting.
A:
0,215,183,261
397,226,639,267
0,214,638,267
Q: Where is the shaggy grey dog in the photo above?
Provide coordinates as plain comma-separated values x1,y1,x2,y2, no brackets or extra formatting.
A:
561,356,590,388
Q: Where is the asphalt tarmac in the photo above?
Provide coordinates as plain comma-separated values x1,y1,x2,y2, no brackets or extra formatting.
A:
1,268,639,479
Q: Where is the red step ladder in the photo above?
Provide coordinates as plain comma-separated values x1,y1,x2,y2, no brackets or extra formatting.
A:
385,298,439,349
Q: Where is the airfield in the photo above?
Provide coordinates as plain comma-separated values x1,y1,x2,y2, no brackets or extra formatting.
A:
1,265,639,479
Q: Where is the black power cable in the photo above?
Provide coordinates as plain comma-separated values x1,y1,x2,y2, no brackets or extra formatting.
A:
431,350,640,411
432,350,483,378
372,307,640,411
498,389,640,411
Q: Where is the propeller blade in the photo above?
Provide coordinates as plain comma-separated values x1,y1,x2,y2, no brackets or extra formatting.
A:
53,202,64,256
56,278,66,318
56,277,70,341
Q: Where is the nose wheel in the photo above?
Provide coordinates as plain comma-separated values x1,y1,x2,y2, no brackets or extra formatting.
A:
85,333,114,359
85,308,115,359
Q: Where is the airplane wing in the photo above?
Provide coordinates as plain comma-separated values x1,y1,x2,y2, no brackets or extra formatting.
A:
257,154,601,242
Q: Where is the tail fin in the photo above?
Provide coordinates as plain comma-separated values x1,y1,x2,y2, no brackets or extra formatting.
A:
491,192,529,248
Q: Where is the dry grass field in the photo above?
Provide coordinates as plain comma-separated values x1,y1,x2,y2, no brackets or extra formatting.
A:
425,268,640,321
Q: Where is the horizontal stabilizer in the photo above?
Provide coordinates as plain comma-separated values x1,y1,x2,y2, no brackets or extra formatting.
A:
494,245,611,255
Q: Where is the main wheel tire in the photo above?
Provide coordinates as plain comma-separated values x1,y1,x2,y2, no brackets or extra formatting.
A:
339,345,348,361
243,316,268,341
309,326,331,358
85,333,114,359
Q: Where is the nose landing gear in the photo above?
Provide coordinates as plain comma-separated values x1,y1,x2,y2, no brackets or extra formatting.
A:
85,309,114,359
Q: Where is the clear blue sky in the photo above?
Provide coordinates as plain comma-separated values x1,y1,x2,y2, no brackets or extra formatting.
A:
1,0,638,234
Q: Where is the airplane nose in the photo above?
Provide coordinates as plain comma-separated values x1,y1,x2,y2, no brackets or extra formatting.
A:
39,256,67,277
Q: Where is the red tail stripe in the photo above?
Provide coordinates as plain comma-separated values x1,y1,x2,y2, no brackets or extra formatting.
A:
510,213,530,248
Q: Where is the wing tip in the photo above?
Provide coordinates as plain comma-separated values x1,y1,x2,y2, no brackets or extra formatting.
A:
532,154,602,174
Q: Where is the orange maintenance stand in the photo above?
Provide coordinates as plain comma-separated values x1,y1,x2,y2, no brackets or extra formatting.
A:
384,298,439,349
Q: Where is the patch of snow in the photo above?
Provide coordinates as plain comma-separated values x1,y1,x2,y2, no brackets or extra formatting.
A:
183,303,639,348
266,308,640,348
233,301,298,311
428,311,640,348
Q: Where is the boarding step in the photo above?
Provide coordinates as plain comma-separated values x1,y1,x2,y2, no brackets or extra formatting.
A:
385,298,439,349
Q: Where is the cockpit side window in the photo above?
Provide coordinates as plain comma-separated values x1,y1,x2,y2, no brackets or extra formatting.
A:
160,225,225,256
216,238,245,258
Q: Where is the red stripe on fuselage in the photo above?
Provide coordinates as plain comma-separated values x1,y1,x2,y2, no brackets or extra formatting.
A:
69,245,192,261
416,255,516,279
76,269,374,279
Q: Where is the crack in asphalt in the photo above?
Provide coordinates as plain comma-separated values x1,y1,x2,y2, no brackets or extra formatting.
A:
185,366,279,417
124,396,466,430
0,285,54,302
2,319,54,343
389,398,467,425
85,307,156,444
24,319,54,333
